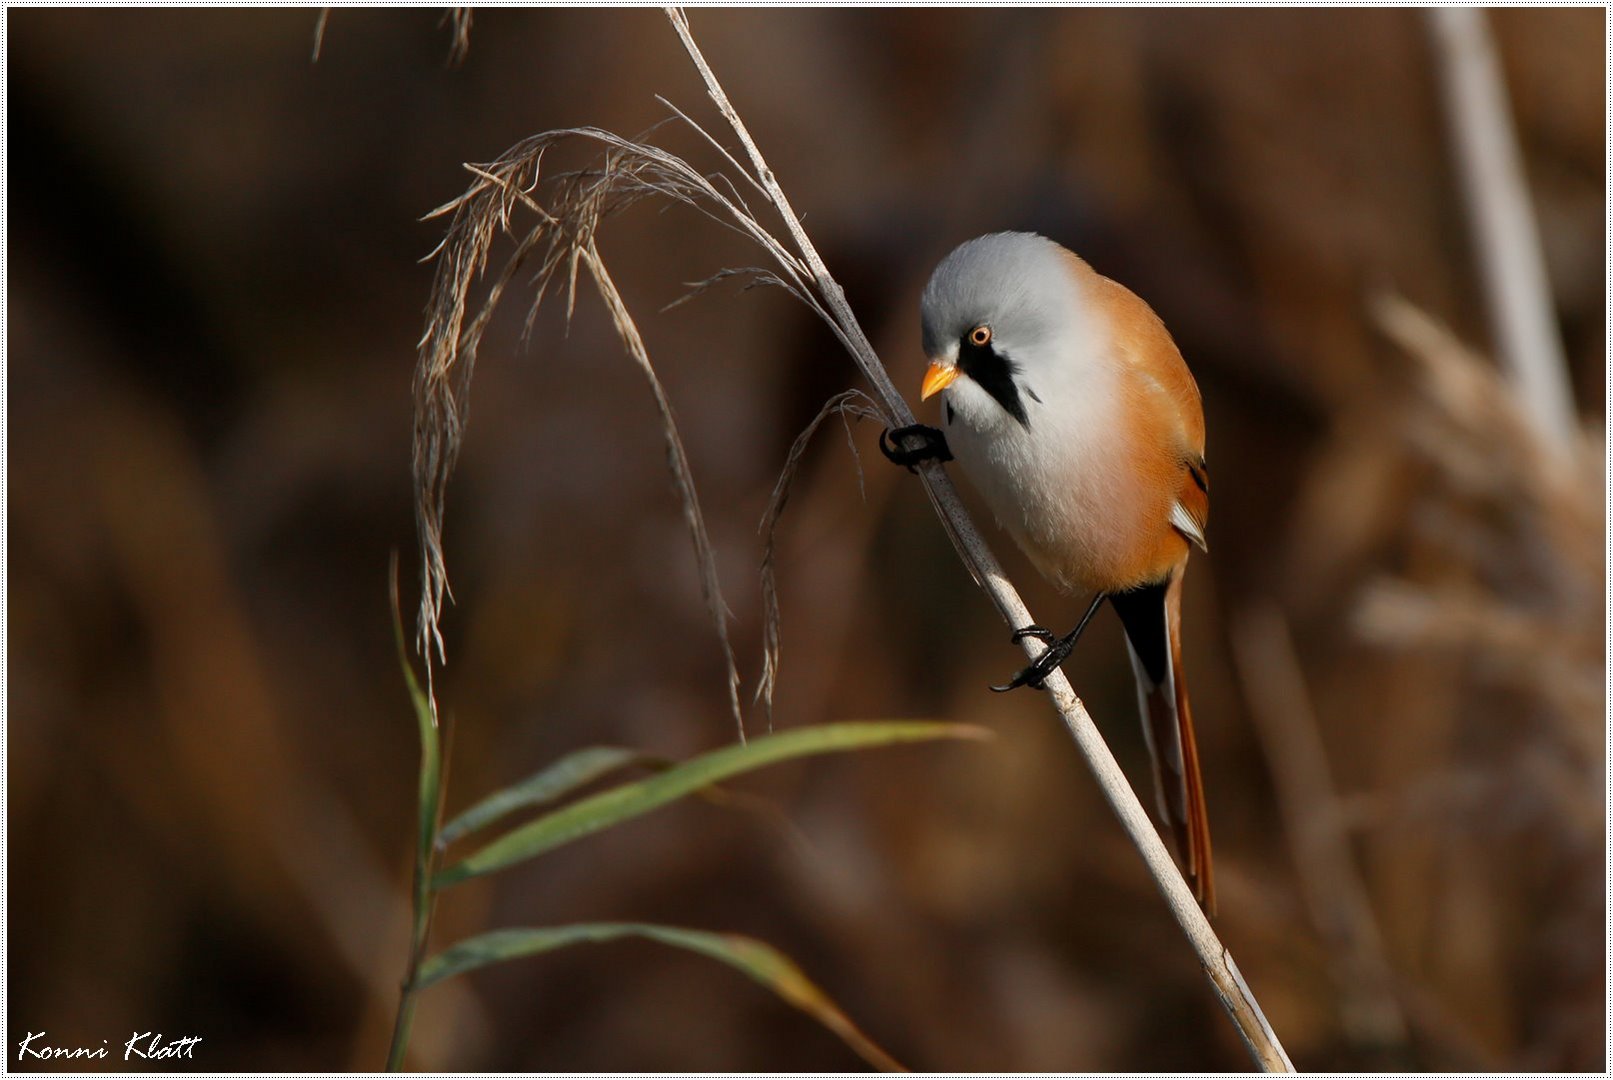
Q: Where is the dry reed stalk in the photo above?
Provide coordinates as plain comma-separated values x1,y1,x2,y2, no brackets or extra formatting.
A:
443,8,471,65
312,9,472,65
1426,9,1576,449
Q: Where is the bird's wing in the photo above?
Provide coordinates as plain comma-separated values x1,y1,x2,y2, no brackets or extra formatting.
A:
1171,456,1210,552
1090,271,1210,555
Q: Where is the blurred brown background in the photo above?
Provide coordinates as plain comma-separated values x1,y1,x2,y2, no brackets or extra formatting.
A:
8,7,1605,1072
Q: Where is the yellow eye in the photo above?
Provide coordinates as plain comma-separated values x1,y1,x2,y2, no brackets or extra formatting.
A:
969,325,992,347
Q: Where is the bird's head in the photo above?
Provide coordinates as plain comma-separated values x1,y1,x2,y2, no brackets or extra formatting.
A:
918,231,1102,431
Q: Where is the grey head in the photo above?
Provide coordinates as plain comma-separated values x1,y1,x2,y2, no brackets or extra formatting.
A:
919,232,1093,429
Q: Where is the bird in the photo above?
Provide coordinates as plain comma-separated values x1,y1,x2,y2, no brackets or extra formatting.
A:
884,231,1215,911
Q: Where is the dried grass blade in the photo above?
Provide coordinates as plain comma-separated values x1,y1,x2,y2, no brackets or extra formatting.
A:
574,240,746,739
756,390,893,719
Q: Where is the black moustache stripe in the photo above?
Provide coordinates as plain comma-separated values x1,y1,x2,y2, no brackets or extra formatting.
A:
959,339,1029,428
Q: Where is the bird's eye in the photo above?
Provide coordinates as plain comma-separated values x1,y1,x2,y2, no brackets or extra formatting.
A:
968,325,992,347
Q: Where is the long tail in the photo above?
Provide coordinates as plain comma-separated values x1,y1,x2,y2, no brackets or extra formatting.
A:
1110,569,1216,913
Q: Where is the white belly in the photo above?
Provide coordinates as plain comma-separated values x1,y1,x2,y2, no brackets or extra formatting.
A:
940,379,1153,593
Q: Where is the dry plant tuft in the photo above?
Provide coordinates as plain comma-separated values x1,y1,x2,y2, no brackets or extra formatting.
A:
410,122,806,736
1365,294,1602,783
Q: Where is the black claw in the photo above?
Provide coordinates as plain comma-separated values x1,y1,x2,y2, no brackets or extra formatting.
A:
989,673,1042,694
990,644,1067,694
880,424,953,473
1010,625,1055,645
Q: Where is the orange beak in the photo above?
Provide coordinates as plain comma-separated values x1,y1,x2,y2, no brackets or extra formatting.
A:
921,362,961,401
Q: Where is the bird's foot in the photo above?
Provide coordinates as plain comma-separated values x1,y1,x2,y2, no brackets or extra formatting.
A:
990,597,1107,693
880,424,952,473
990,634,1076,693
